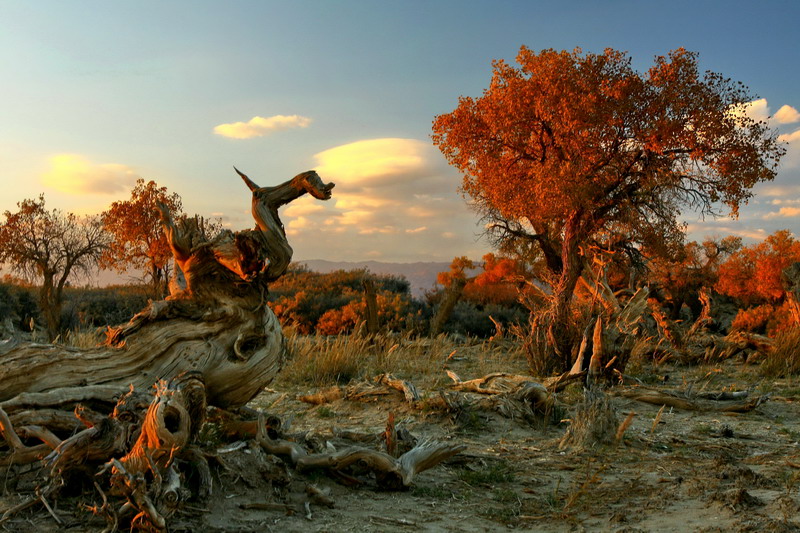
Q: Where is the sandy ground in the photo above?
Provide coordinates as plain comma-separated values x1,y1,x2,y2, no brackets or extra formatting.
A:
239,360,800,533
3,354,800,532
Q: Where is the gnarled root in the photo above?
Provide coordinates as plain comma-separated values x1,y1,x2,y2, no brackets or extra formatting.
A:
106,372,207,529
253,410,463,491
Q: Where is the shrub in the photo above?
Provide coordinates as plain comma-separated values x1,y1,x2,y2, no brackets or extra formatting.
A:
0,281,39,331
731,304,774,334
268,266,420,335
732,302,794,336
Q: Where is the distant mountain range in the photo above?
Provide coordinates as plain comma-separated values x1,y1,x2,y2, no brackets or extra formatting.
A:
12,260,452,297
295,259,451,297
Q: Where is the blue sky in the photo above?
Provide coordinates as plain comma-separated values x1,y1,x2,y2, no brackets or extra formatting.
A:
1,0,798,262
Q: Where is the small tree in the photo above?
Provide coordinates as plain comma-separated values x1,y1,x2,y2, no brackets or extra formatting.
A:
102,179,182,297
430,257,474,336
0,195,109,339
433,47,784,369
430,254,526,336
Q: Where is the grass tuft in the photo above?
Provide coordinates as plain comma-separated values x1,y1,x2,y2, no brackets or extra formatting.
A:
559,389,618,451
761,327,800,377
279,331,463,387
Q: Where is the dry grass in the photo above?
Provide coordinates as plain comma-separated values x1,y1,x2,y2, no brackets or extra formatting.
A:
54,328,103,349
559,388,618,451
276,330,526,388
761,327,800,377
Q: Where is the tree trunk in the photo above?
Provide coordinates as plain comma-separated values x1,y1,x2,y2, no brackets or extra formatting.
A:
362,277,380,336
782,262,800,326
0,170,335,410
38,275,61,341
430,277,466,336
545,219,584,370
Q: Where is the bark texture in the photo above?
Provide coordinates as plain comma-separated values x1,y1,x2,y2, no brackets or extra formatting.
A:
0,169,335,410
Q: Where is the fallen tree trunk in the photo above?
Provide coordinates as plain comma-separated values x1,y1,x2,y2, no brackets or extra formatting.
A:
613,387,769,413
0,169,468,532
0,169,334,411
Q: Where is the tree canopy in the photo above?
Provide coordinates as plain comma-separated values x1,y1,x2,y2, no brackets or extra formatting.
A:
101,179,183,296
0,195,109,339
432,46,785,366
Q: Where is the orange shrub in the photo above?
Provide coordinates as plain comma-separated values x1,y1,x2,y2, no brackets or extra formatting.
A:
731,304,774,333
731,301,795,336
717,230,800,307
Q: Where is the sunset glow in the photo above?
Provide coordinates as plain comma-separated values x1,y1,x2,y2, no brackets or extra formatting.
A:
1,1,798,262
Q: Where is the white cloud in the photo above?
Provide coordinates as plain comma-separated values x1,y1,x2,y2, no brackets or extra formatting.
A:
41,153,139,195
775,105,800,124
685,222,768,241
282,196,326,217
213,114,312,139
779,128,800,144
405,226,428,234
763,207,800,220
271,137,492,262
308,138,457,236
770,198,800,206
313,138,441,188
358,226,397,235
756,183,800,197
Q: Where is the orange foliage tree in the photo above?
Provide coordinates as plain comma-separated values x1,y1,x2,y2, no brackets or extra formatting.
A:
717,230,800,308
101,179,183,297
432,46,784,368
431,254,526,335
0,195,109,339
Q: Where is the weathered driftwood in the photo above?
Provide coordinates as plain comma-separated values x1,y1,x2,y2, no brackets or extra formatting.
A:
569,284,650,378
296,370,571,425
297,373,420,406
443,371,563,423
0,169,468,532
0,372,210,529
446,371,534,394
614,387,769,412
256,415,465,490
0,169,343,530
0,169,334,412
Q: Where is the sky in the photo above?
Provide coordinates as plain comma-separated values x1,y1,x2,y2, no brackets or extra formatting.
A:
1,0,799,264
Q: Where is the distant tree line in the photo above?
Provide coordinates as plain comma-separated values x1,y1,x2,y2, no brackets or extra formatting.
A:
0,179,218,340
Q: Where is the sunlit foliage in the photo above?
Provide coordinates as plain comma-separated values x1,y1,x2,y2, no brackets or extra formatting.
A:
717,230,800,306
430,254,528,337
267,266,420,335
433,46,784,366
716,230,800,334
647,236,741,320
101,179,183,297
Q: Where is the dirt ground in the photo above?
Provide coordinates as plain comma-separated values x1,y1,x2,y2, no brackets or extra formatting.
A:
3,349,800,532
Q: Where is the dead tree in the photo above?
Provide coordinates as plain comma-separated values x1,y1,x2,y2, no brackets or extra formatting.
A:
0,169,334,411
1,169,463,531
0,169,331,529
